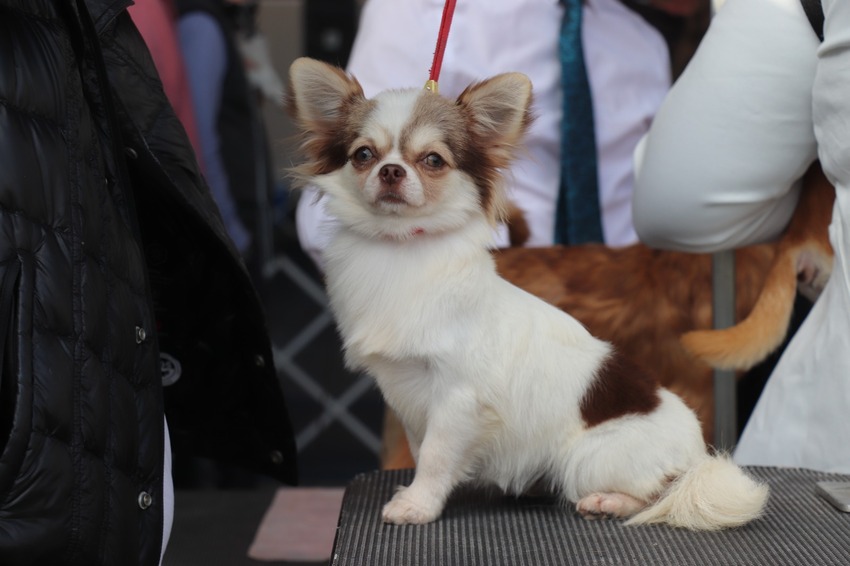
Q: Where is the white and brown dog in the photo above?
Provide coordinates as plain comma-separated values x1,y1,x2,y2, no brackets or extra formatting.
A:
286,57,768,530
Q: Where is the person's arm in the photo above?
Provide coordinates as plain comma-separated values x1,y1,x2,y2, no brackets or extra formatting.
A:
178,11,251,253
295,187,337,271
632,0,820,253
178,12,228,195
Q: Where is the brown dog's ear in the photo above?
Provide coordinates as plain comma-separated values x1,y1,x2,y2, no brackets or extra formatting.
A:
457,72,533,159
287,57,365,132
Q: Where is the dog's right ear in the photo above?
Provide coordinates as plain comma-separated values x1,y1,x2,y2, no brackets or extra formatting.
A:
457,72,533,160
287,57,365,132
287,58,368,178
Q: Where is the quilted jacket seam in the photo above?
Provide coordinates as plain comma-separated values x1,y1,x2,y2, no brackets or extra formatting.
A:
0,98,63,131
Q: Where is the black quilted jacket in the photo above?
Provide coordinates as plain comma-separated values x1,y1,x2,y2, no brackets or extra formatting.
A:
0,0,297,564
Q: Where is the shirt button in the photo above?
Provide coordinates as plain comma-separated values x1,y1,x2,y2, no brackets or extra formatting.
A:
138,491,153,510
125,147,139,159
136,326,147,344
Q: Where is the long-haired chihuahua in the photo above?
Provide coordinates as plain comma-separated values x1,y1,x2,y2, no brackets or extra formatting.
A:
286,57,768,530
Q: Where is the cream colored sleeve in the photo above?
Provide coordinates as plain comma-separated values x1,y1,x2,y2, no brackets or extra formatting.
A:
632,0,820,253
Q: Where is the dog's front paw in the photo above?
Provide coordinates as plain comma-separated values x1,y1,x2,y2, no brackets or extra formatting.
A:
381,487,442,525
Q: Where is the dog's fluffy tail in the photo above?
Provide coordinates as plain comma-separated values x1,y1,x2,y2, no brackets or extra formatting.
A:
626,455,768,531
679,251,798,371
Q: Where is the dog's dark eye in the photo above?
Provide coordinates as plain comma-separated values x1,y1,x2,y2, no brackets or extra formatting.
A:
352,146,375,164
423,153,445,169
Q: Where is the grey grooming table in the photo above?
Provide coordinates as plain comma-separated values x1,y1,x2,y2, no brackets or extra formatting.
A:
330,468,850,565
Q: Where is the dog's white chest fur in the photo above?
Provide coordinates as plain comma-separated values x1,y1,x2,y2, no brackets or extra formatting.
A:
326,220,612,491
326,228,488,364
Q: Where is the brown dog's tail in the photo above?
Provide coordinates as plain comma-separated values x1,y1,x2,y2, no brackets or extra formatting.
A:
680,252,798,371
505,202,531,247
680,161,835,371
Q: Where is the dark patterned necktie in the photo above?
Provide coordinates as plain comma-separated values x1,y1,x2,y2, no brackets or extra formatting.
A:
555,0,604,245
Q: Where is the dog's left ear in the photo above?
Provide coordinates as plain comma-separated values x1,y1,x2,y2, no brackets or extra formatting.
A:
457,74,533,225
457,73,533,162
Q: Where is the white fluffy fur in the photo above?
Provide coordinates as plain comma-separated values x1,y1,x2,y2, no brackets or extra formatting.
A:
288,57,768,529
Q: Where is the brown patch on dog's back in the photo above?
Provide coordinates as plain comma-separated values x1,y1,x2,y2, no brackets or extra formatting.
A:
580,352,661,428
492,242,777,442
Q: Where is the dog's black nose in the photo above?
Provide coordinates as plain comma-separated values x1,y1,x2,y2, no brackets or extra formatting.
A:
379,164,406,185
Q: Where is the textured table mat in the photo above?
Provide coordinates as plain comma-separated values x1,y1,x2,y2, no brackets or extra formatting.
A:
331,468,850,565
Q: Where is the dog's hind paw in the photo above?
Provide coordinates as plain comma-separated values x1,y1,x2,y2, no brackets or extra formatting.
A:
576,492,646,520
382,488,442,525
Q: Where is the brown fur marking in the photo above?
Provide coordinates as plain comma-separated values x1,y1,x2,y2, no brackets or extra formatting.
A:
580,352,661,428
400,90,507,217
